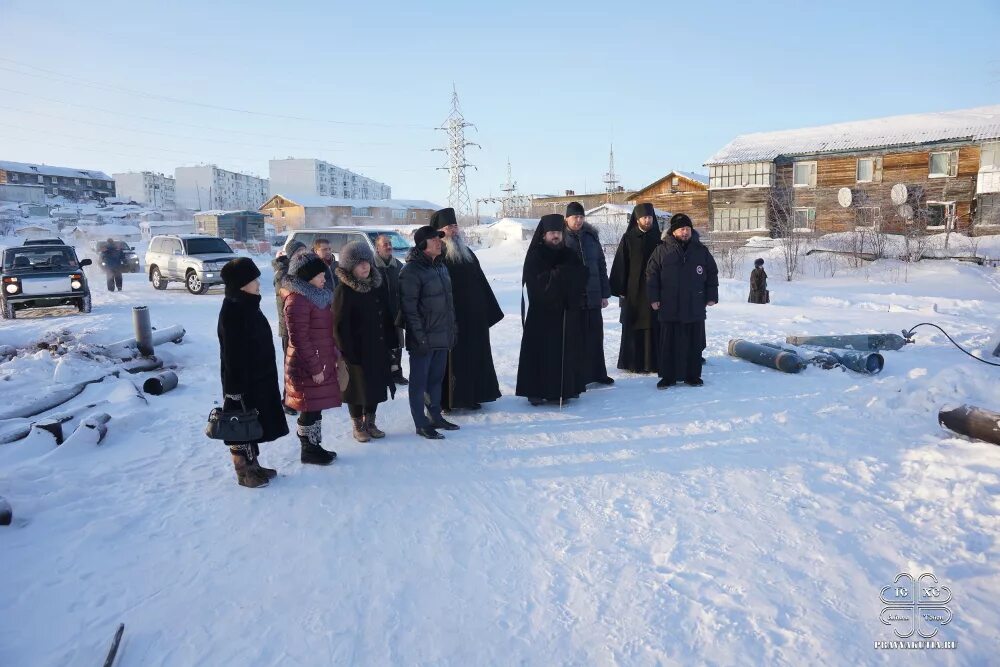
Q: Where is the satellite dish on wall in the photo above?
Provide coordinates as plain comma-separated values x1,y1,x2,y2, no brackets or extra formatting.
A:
897,204,914,220
837,187,853,208
891,183,909,205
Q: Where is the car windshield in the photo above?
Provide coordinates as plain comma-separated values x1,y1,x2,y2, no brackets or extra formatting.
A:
184,238,233,255
365,231,411,251
3,247,79,271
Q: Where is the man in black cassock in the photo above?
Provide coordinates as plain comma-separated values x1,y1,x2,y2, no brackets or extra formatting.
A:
609,203,661,373
646,213,719,388
515,214,589,406
433,207,504,411
563,201,613,386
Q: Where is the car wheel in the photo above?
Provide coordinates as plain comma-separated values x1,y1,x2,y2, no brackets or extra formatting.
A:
0,298,15,320
77,293,92,314
186,271,207,295
150,266,167,290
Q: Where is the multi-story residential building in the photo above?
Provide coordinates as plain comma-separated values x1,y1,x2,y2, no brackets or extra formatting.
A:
269,158,391,200
113,172,176,209
704,105,1000,239
174,165,269,211
0,161,115,201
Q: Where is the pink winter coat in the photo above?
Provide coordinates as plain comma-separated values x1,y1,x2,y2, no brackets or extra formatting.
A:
283,290,342,412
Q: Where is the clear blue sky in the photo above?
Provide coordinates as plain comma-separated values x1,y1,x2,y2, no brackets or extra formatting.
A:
1,0,997,208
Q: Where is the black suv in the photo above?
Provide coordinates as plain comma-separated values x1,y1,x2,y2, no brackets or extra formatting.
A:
1,241,93,319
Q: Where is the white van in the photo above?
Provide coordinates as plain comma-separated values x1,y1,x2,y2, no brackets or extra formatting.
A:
283,227,412,262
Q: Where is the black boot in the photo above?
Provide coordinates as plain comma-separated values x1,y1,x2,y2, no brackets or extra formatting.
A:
392,371,409,386
298,423,336,465
528,397,545,406
416,426,445,440
684,377,704,387
656,378,675,390
430,416,460,431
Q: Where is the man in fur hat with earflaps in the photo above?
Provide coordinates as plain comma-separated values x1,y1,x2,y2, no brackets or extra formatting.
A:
432,207,504,413
646,212,718,389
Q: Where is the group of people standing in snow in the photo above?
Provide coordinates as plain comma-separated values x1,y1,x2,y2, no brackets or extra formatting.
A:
215,201,761,488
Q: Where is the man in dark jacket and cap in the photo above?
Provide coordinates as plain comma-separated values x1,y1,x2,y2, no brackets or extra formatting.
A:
563,201,613,386
515,214,589,406
432,207,504,412
373,234,408,385
646,213,719,388
748,258,769,304
399,225,460,439
609,203,661,373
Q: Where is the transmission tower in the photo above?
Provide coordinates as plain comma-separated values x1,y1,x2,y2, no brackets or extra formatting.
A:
475,158,530,220
433,85,479,219
603,144,620,202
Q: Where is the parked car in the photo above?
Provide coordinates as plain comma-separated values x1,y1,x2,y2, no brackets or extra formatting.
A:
91,240,141,273
1,240,93,319
22,237,67,246
145,234,240,294
283,227,413,262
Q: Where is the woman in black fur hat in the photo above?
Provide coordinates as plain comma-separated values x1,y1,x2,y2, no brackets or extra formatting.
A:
217,257,289,488
332,240,396,442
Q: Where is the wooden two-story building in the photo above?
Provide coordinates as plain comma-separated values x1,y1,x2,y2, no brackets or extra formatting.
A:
628,171,710,230
704,105,1000,239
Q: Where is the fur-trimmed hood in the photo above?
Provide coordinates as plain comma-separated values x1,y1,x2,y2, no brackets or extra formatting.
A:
334,265,383,293
283,252,333,308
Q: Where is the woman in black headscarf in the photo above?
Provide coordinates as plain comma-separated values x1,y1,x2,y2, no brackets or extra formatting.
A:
609,203,661,373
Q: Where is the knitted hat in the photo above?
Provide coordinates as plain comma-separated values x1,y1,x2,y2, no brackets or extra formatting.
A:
220,257,261,289
668,213,693,234
295,256,328,282
339,240,374,272
283,239,307,259
430,207,458,230
754,258,765,267
565,202,585,218
414,225,445,250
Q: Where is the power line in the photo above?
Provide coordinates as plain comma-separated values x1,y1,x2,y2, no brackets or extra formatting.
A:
0,58,438,130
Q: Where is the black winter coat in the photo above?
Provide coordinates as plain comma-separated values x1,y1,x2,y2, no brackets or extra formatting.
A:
332,267,395,407
217,289,290,443
374,254,404,348
398,247,457,354
564,222,611,309
515,240,588,400
748,267,769,304
645,230,720,323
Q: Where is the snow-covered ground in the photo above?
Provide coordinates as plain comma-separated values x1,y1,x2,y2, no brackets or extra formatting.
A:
1,240,999,665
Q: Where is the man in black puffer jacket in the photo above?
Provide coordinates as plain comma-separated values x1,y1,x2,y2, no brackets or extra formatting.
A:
646,213,719,389
563,201,613,386
399,226,459,439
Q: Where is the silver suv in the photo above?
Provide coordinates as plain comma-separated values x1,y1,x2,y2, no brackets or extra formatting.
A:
145,234,240,294
284,227,412,262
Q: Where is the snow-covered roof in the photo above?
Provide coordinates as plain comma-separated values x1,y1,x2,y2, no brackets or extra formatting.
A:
0,160,112,180
706,105,1000,165
140,219,195,228
585,203,671,217
66,223,143,237
676,171,709,184
194,209,265,217
264,195,440,211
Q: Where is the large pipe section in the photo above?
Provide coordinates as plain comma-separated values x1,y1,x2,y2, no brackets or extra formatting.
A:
728,339,805,373
785,333,911,352
939,405,1000,446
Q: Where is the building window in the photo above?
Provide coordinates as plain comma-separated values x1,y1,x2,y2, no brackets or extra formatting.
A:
793,161,817,187
392,209,407,220
857,158,874,182
929,150,958,178
37,175,44,183
351,207,371,217
709,162,774,189
712,206,766,232
793,207,816,230
927,202,956,229
74,178,80,185
855,206,880,228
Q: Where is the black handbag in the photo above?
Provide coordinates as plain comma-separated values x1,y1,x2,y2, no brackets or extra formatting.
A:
205,398,263,443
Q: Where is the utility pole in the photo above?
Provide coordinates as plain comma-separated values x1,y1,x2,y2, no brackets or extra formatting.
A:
433,85,479,221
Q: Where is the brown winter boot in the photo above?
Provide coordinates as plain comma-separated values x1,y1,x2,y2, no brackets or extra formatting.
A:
249,444,277,479
352,417,371,443
232,452,269,488
364,415,385,439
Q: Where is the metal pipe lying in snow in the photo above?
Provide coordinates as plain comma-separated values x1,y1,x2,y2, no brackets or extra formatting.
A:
728,339,806,373
939,404,1000,446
